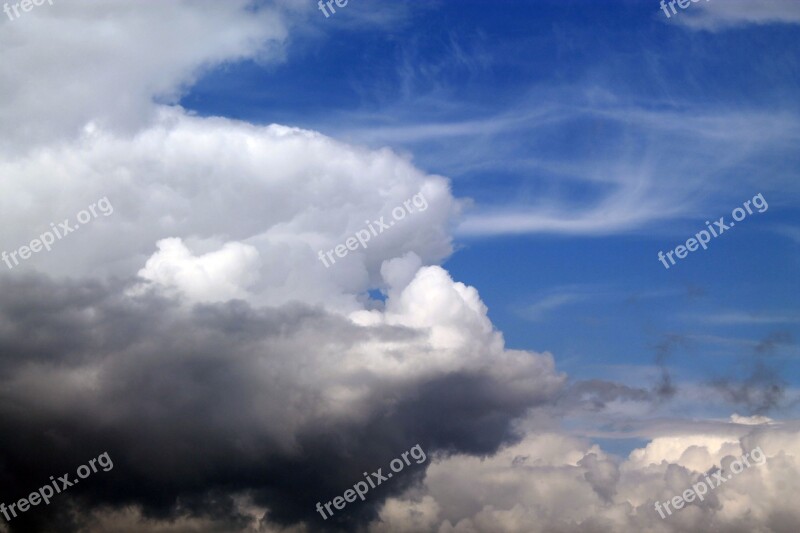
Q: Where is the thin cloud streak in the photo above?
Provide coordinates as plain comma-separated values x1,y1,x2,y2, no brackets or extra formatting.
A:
677,0,800,30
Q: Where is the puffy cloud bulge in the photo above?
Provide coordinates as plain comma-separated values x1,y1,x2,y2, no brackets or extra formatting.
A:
372,422,800,532
1,109,457,310
0,1,797,532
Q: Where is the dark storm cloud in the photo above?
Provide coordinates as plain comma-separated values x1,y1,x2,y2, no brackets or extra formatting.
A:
559,379,653,411
711,331,793,415
652,333,688,401
0,274,561,532
754,331,793,355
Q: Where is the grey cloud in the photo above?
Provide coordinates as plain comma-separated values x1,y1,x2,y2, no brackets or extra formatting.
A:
711,331,794,415
0,274,562,532
559,380,653,412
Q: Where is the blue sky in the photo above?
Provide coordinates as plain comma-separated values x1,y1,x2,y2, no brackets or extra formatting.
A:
182,0,800,429
3,1,800,530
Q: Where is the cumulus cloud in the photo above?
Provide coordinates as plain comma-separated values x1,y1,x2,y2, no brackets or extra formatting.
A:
371,422,800,532
136,238,262,303
0,110,459,311
0,0,290,149
0,269,563,531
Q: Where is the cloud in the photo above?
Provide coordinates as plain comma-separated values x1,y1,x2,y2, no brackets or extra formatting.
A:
687,311,800,325
457,186,678,236
518,286,602,322
0,269,564,531
0,1,797,531
0,0,290,150
522,293,585,322
0,110,460,312
558,379,654,414
330,69,800,238
710,332,794,415
136,238,262,303
453,104,800,237
675,0,800,30
370,423,800,532
772,224,800,244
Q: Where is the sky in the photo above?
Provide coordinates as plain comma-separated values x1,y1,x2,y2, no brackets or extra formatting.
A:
0,0,799,532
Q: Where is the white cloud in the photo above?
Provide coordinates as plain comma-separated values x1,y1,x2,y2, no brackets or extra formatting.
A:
136,238,262,303
371,423,800,532
520,289,592,322
675,0,800,30
0,0,289,150
685,311,800,325
0,110,460,311
453,106,800,237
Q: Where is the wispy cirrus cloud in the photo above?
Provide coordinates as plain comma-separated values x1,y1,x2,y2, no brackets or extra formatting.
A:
453,103,800,237
685,311,800,325
520,289,592,322
336,93,800,238
675,0,800,30
772,224,800,244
